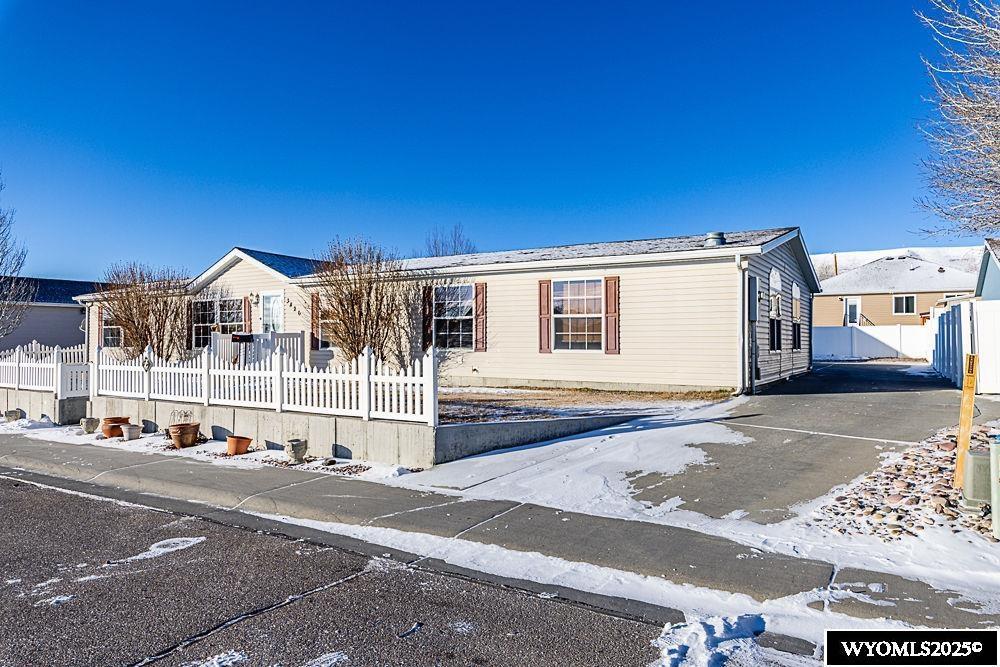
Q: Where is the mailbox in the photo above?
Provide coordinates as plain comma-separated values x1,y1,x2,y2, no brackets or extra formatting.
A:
231,333,254,343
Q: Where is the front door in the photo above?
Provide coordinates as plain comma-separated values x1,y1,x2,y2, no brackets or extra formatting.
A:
844,297,860,326
261,293,284,333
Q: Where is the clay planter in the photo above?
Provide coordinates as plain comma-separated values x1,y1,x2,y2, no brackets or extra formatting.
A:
120,423,142,441
80,417,100,434
101,417,130,438
226,435,252,456
168,422,201,449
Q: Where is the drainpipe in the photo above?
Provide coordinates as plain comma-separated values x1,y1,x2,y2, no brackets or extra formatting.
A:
735,254,748,395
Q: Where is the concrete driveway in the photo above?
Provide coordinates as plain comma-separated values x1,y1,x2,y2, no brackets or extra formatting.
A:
632,361,1000,523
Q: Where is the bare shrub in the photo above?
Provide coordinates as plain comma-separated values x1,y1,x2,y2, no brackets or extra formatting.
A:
0,175,36,338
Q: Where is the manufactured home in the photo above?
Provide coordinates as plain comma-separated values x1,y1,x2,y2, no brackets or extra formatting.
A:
77,227,820,392
1,277,98,350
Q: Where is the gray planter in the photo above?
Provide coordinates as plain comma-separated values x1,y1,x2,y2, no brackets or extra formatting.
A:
80,417,100,434
120,423,142,441
4,409,23,423
285,438,308,463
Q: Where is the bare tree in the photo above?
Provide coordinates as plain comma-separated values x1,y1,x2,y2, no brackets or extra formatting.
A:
312,237,429,365
424,223,477,257
0,176,36,338
95,263,191,360
918,0,1000,235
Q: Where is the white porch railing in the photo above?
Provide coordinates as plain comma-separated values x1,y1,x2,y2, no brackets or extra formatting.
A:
0,342,90,399
209,331,307,366
93,345,438,425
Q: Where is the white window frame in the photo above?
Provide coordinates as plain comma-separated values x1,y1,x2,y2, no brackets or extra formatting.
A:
433,284,475,350
260,291,284,334
101,309,122,348
317,305,336,350
892,294,916,315
192,297,245,349
551,277,604,353
943,292,967,300
843,297,861,326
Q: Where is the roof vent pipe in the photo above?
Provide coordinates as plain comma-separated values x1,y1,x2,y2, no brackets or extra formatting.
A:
704,231,726,247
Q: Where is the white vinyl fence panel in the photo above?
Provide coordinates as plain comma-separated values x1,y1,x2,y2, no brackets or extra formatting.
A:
0,342,89,398
94,345,438,425
813,325,932,361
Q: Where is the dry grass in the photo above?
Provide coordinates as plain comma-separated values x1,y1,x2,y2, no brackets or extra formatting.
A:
438,386,731,424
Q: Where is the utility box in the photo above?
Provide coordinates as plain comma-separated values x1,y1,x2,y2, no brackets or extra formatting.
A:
960,449,992,509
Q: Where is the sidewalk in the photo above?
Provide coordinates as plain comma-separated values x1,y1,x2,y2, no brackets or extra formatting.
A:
1,431,995,638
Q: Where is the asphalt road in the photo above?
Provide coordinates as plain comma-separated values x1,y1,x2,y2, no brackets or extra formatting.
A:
0,477,660,667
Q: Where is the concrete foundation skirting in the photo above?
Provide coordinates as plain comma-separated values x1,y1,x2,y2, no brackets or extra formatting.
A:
85,396,643,468
0,388,87,425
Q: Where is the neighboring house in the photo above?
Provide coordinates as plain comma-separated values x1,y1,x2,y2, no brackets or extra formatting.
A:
974,239,1000,300
0,277,98,349
77,227,820,392
814,255,976,326
811,245,981,281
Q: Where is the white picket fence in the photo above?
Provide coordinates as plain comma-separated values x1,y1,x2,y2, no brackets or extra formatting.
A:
0,342,90,398
93,345,438,425
209,331,307,366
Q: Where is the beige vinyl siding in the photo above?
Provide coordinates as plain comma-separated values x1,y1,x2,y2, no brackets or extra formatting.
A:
204,259,311,334
750,242,812,385
438,257,740,391
0,305,85,350
813,291,970,326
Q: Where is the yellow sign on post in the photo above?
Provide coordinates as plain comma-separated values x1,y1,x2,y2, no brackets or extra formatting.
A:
954,353,978,489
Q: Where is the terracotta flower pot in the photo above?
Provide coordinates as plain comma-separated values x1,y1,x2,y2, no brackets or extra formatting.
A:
226,435,252,456
101,417,130,438
168,423,201,449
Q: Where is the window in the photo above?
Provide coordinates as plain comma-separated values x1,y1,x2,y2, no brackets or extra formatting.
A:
434,285,474,349
193,298,244,348
943,293,967,300
317,305,337,349
892,295,916,315
553,279,603,351
261,293,284,333
101,309,122,348
792,322,802,350
768,268,782,352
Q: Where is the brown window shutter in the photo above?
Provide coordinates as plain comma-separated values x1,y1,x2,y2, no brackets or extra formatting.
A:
422,285,434,350
474,282,487,352
538,280,552,353
310,293,320,351
96,304,103,348
243,296,251,333
604,276,620,354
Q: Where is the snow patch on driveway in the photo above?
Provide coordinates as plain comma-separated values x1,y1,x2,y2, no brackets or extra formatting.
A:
110,537,206,564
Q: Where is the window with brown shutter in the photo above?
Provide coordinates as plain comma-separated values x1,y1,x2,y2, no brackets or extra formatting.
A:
474,282,487,352
538,280,552,353
604,276,619,354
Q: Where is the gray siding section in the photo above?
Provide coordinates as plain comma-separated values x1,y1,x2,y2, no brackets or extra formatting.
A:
749,242,813,385
0,305,85,350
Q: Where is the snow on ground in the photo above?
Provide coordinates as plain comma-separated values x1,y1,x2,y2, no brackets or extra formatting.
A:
246,509,903,657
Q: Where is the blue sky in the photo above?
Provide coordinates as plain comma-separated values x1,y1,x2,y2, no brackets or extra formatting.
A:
0,1,970,280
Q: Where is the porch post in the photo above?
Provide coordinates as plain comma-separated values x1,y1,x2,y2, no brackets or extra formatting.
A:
202,348,211,406
91,347,101,398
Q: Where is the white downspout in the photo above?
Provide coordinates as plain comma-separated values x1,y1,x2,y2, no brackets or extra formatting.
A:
735,254,748,395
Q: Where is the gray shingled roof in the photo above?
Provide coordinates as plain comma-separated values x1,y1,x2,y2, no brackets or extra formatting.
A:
236,247,319,279
236,227,797,278
820,255,976,295
21,277,101,305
